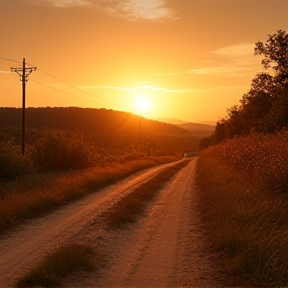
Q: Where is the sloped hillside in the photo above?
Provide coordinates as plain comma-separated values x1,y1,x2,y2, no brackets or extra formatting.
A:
178,122,215,137
0,107,199,154
0,107,190,137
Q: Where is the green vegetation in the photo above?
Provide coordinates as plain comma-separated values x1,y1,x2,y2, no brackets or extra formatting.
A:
17,244,95,288
106,160,190,229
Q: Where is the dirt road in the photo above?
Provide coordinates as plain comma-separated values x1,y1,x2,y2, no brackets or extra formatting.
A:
0,158,224,288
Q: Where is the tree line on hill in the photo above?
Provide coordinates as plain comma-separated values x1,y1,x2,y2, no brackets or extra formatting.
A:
0,108,198,180
201,30,288,149
0,107,189,137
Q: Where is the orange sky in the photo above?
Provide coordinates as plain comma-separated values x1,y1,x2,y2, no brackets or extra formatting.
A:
1,0,288,123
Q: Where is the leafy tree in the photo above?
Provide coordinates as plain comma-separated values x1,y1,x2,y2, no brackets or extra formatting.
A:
255,29,288,91
200,30,288,148
240,91,273,133
266,87,288,131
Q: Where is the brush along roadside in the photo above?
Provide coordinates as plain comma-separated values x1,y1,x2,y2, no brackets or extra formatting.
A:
197,154,288,287
0,156,178,235
105,159,191,229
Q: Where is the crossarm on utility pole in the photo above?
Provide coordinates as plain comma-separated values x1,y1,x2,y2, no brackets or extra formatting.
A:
11,58,37,155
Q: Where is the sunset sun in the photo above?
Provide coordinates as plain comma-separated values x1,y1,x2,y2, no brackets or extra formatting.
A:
135,96,150,113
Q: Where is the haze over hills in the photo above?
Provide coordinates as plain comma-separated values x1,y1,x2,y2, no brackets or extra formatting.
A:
178,123,215,137
157,118,215,137
157,118,190,125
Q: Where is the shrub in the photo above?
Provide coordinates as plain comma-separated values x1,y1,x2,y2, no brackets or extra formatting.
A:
31,130,92,172
0,139,31,181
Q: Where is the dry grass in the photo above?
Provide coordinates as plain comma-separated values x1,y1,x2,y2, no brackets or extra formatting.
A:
204,132,288,193
0,156,177,234
197,153,288,287
106,160,190,229
14,158,189,288
16,244,95,288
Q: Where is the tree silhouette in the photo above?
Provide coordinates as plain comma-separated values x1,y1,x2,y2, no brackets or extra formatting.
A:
200,30,288,149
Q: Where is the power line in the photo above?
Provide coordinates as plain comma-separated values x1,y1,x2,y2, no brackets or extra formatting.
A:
1,55,126,109
37,68,121,107
0,56,22,64
31,79,110,106
36,68,125,109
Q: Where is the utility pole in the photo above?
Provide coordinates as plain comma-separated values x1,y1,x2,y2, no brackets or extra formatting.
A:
11,58,37,155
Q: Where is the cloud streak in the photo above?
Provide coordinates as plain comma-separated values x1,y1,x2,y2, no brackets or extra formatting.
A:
189,43,262,77
81,84,198,94
31,0,177,21
31,0,91,8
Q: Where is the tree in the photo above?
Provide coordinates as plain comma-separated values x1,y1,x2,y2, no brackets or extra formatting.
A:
200,30,288,149
255,29,288,91
266,87,288,131
240,91,273,133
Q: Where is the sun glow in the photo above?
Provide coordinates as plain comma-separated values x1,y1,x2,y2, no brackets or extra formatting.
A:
135,96,150,113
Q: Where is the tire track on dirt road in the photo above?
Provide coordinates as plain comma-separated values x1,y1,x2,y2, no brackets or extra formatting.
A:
0,161,180,288
72,158,225,288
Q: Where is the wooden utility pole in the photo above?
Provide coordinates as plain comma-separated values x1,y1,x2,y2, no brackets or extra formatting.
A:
11,58,37,155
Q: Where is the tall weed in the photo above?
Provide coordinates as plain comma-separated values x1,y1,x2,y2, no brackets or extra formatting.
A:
203,132,288,193
198,139,288,286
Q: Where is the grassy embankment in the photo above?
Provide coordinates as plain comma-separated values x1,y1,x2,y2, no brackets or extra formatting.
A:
197,132,288,287
0,156,177,235
16,159,190,288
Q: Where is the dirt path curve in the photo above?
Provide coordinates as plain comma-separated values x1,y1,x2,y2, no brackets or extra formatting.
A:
0,161,179,288
65,158,226,288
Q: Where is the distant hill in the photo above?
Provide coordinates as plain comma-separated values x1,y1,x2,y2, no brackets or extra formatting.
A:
157,118,189,125
0,107,191,137
0,108,202,154
178,122,215,137
157,118,215,137
198,121,216,126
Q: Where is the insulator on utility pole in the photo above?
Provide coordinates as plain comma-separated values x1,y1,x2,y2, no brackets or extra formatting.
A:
11,58,37,155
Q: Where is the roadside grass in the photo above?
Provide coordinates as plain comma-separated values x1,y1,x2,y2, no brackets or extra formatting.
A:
16,244,95,288
0,156,177,234
197,154,288,287
15,159,190,288
106,160,190,229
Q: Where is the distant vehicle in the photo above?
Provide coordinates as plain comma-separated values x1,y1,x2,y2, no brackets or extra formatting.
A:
183,152,199,158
